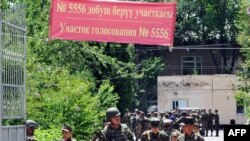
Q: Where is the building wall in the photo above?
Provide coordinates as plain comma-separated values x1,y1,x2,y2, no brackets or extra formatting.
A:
160,49,241,75
157,74,247,124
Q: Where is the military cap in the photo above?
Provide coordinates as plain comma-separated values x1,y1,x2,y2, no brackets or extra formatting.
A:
26,120,38,128
163,119,173,124
150,117,160,127
182,116,194,125
62,124,72,132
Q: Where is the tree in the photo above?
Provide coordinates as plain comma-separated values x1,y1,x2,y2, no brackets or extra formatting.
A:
175,0,241,73
24,0,165,113
27,63,119,140
235,0,250,119
1,2,166,139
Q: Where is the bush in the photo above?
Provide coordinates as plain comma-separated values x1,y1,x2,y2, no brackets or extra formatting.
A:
27,64,118,140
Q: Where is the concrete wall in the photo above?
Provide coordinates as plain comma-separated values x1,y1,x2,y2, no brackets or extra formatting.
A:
157,74,247,124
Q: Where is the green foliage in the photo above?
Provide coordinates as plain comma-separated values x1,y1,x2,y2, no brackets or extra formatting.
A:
237,0,250,57
34,126,61,141
26,63,118,140
1,0,165,139
23,0,139,114
175,0,240,45
174,0,241,73
135,57,165,110
96,80,120,117
236,0,250,118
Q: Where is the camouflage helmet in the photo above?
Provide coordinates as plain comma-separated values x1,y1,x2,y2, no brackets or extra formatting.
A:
150,117,160,128
26,120,38,129
105,107,121,122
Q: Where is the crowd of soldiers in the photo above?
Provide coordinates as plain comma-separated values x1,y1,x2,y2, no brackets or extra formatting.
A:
120,108,220,141
26,107,220,141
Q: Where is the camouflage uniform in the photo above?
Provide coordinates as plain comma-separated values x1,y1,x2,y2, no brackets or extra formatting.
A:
161,119,173,137
103,124,134,141
138,112,149,137
140,118,169,141
102,107,134,141
176,133,204,141
176,117,204,141
140,130,169,141
124,109,131,129
130,114,137,138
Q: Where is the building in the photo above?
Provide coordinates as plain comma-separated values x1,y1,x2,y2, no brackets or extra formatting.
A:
157,75,247,125
142,45,243,106
160,46,242,76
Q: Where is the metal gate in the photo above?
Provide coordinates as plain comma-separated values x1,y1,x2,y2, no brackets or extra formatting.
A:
0,3,26,141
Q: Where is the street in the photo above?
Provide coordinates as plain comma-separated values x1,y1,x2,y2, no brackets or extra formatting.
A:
204,130,224,141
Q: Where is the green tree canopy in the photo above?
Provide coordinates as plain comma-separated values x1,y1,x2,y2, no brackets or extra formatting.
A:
236,0,250,119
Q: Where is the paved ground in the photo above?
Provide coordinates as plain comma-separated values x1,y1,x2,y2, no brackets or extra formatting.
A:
204,130,224,141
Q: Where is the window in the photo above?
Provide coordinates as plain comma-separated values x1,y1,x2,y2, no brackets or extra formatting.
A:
181,56,202,75
172,101,179,110
172,99,187,110
236,101,244,114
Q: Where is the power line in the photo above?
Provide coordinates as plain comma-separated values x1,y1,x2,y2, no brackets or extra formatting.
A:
1,32,249,52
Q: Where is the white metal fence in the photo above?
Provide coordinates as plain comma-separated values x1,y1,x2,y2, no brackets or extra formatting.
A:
0,3,26,141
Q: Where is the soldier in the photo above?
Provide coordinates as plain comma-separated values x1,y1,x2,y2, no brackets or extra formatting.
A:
200,109,208,136
176,117,204,141
161,119,182,141
103,107,134,141
124,109,132,129
207,109,214,136
60,124,77,141
159,112,165,130
138,112,149,138
135,109,141,139
140,118,169,141
162,119,174,137
130,113,137,139
193,123,202,136
214,109,220,137
26,120,38,141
